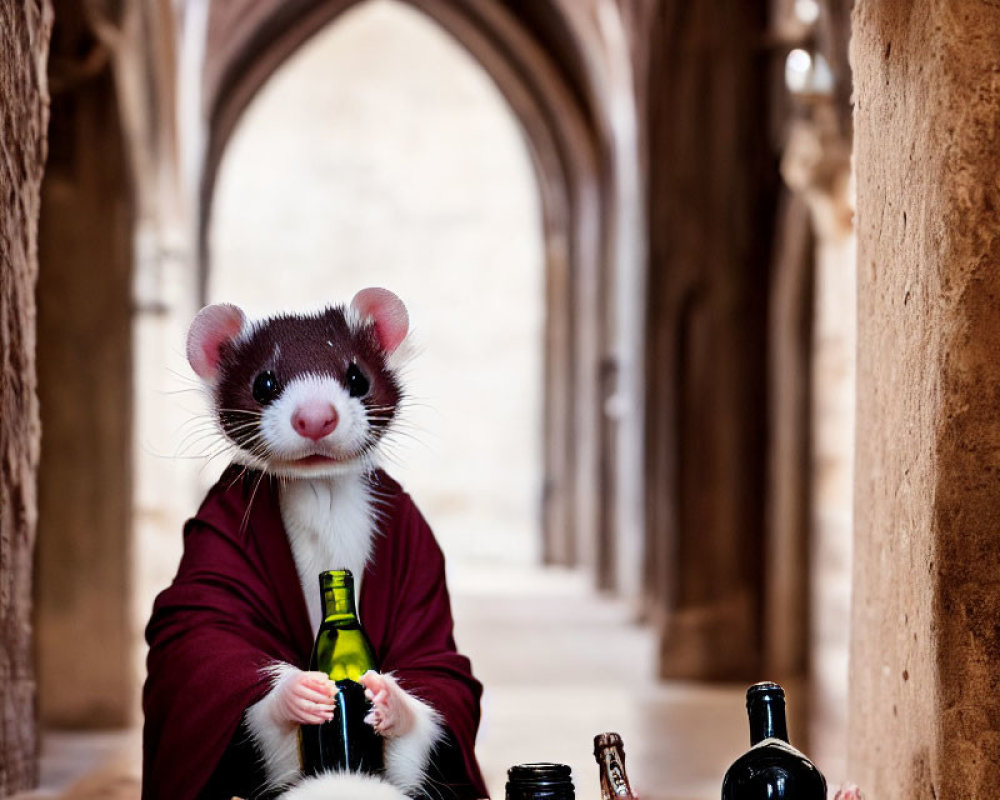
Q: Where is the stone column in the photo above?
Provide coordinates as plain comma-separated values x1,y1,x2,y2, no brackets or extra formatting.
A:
644,0,778,680
782,108,855,781
0,1,52,792
850,2,1000,796
36,5,135,727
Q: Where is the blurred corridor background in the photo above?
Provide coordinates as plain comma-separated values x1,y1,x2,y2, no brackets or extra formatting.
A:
10,1,861,798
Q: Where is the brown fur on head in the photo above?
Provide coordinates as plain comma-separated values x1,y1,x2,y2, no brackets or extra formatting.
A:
186,288,410,479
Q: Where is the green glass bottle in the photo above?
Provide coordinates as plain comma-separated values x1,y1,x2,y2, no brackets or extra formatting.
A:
300,570,384,777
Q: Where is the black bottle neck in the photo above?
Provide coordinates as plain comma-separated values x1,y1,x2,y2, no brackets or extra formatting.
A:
506,763,575,800
746,683,789,745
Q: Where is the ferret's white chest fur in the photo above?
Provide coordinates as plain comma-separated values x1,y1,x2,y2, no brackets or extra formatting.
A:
278,470,376,633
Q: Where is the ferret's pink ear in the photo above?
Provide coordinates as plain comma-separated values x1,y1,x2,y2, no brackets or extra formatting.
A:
350,288,409,355
187,303,246,380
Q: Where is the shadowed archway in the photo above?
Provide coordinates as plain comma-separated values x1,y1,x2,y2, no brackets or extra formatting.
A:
195,0,624,581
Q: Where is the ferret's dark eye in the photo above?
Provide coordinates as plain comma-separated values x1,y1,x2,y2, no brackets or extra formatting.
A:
252,371,280,405
346,363,370,398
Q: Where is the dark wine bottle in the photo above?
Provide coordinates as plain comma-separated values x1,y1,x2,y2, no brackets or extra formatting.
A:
721,682,826,800
300,570,384,777
593,733,637,800
505,763,575,800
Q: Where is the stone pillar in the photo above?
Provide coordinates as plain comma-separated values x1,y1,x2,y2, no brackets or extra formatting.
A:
36,4,134,727
763,188,813,696
850,2,1000,796
644,0,779,680
0,1,51,792
776,101,855,780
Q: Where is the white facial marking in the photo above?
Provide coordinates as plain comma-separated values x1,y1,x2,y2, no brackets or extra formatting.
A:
249,373,373,478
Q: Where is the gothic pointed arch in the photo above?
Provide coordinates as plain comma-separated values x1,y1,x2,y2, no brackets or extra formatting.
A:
197,0,622,576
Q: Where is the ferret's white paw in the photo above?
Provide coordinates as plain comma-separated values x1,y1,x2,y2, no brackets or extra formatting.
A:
272,668,337,726
359,671,416,737
279,772,409,800
357,672,444,795
245,663,334,790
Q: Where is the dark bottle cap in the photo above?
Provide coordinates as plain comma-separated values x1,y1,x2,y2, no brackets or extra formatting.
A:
506,763,575,800
746,681,784,707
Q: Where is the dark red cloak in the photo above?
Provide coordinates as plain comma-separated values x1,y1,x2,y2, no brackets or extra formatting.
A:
142,466,487,800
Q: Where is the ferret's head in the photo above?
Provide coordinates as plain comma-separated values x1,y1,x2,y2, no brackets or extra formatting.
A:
187,287,409,479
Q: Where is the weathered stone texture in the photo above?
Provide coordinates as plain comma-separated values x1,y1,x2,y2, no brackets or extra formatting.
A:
0,0,52,793
850,2,1000,797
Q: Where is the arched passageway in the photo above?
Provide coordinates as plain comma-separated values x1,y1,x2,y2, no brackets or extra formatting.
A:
153,2,659,793
207,0,545,566
20,1,865,796
140,8,657,793
9,2,1000,798
196,0,637,591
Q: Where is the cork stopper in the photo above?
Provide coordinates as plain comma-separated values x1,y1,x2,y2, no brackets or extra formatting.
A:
593,732,624,757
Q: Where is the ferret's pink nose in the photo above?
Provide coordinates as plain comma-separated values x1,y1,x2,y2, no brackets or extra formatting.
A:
292,402,339,441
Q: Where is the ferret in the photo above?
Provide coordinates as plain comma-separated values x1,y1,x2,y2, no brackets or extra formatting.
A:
186,288,435,800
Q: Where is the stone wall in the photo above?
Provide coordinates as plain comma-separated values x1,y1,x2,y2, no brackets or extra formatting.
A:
0,0,51,792
850,2,1000,796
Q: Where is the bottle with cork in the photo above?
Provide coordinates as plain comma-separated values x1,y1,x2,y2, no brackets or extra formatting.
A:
594,732,637,800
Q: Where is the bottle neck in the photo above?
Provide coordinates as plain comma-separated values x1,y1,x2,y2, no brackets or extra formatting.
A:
318,570,359,624
506,763,574,800
596,746,633,798
747,694,789,745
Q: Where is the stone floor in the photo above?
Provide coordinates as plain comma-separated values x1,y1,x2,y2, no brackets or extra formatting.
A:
450,565,748,800
26,564,751,800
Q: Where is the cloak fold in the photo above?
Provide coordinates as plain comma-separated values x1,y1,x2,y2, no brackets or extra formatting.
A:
143,466,487,800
